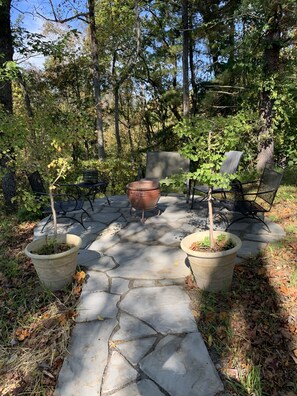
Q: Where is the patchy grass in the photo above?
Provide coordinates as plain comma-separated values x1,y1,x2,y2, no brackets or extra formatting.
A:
187,178,297,396
0,215,84,396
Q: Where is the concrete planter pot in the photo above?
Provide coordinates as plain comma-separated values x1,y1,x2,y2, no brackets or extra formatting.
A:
180,231,242,292
25,234,82,291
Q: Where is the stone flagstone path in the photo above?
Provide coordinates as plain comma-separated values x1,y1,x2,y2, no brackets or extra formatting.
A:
33,194,285,396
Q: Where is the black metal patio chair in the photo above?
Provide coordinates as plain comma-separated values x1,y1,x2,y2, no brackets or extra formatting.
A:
190,150,243,209
28,171,90,232
224,166,283,232
75,169,110,210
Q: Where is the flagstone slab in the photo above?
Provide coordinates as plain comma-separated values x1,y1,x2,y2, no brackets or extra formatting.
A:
86,255,118,272
102,350,138,394
107,243,190,279
88,234,121,252
227,222,253,232
78,254,117,272
87,211,122,224
244,232,285,243
68,221,107,235
108,199,130,208
118,222,145,238
111,379,165,396
116,337,156,365
79,233,105,249
121,225,175,244
100,206,121,213
160,209,190,222
66,226,106,249
140,333,224,396
54,319,116,396
110,278,130,294
145,215,171,225
77,249,101,267
112,312,156,341
76,291,120,322
81,271,109,293
237,240,267,258
133,280,157,288
251,220,286,235
158,229,193,247
157,278,185,286
93,197,109,205
120,287,197,334
101,217,127,234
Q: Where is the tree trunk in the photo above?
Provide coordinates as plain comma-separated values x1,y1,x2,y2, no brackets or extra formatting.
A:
182,0,189,117
0,0,13,113
189,2,198,116
114,85,122,154
257,3,282,171
257,89,275,171
208,187,215,250
0,0,16,213
88,0,105,160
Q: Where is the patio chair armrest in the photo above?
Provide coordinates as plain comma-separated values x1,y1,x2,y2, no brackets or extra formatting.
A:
240,178,260,185
240,179,260,193
241,188,275,197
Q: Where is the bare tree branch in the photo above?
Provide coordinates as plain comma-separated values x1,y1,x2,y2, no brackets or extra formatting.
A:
36,2,88,25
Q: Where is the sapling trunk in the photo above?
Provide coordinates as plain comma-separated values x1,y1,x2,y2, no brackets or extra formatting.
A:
49,185,58,253
207,186,215,250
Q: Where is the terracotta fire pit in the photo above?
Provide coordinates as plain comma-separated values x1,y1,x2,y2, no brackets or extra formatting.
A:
126,180,160,222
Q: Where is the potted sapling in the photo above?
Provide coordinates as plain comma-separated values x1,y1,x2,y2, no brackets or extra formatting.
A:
25,158,82,291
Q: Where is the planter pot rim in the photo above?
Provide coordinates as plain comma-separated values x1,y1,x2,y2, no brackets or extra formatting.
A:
127,180,160,191
25,234,82,260
180,230,242,258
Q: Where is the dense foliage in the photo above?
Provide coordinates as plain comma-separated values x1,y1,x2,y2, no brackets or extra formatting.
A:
0,0,296,211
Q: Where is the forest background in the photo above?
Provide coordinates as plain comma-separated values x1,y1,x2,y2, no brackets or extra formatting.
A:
0,0,296,213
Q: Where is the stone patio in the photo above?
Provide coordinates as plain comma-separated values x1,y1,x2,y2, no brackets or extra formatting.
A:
34,194,286,396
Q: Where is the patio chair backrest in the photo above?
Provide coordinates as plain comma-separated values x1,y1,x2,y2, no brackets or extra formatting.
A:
145,151,190,179
257,167,283,208
28,171,47,196
220,151,243,175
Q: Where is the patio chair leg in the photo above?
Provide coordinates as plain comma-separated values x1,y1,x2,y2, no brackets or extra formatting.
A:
191,191,207,209
41,215,52,232
65,215,87,230
213,211,229,229
225,214,270,233
104,193,110,205
87,197,94,211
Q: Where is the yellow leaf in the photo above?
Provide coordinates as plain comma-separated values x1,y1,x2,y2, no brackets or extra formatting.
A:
73,271,86,284
97,316,105,321
109,341,117,348
208,334,213,346
73,285,82,296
